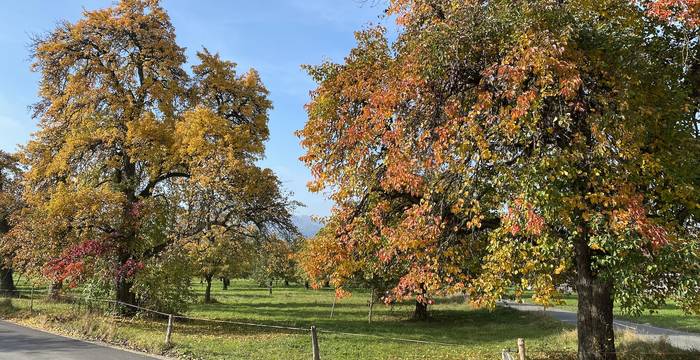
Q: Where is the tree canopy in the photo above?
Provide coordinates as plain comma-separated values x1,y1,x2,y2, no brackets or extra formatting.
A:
298,1,700,358
12,0,297,309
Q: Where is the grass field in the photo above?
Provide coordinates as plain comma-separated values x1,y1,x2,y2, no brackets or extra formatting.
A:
520,292,700,334
1,278,698,359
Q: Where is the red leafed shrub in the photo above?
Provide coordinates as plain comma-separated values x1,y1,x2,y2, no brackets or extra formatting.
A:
43,239,110,287
116,259,145,281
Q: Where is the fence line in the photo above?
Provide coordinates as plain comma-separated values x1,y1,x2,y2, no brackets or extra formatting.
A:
1,290,696,357
0,288,46,294
315,328,459,346
111,298,457,345
172,314,310,332
3,290,463,347
107,300,171,317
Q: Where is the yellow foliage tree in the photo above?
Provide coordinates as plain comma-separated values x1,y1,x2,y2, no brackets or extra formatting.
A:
15,0,296,308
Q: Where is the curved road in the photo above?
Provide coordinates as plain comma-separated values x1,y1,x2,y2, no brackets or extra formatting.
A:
0,320,159,360
502,301,700,351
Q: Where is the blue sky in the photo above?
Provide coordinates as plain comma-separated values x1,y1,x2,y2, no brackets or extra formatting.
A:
0,0,395,217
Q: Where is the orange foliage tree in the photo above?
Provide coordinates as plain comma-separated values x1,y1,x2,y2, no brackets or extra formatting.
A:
298,1,700,359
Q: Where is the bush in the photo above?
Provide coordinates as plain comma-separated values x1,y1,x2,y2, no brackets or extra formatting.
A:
132,247,195,314
80,276,112,301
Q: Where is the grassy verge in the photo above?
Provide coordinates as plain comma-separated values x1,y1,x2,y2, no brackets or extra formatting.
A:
520,291,700,334
0,279,697,359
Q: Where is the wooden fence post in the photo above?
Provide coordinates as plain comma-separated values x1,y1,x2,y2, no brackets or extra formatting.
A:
517,338,526,360
29,285,34,314
330,295,336,318
368,289,374,324
310,326,320,360
165,314,174,346
501,349,513,360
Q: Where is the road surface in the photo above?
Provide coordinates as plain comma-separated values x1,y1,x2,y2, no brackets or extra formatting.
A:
0,320,159,360
502,301,700,351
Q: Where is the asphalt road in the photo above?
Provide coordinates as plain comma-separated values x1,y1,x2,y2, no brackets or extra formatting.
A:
0,320,158,360
502,301,700,351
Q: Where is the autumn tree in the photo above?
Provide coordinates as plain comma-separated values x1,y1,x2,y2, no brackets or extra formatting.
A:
299,218,405,317
0,151,22,293
184,226,254,303
252,236,299,289
19,0,295,310
178,168,298,303
298,1,700,359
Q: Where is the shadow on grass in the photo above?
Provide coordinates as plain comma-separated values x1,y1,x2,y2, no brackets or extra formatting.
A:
0,299,17,316
155,305,570,348
615,337,700,360
5,294,699,360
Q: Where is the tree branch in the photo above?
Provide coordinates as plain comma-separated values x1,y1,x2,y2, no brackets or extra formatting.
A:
139,171,189,198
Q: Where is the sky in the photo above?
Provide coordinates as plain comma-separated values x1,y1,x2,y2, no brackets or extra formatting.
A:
0,0,396,217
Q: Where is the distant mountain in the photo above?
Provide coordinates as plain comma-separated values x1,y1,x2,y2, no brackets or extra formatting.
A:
292,215,323,238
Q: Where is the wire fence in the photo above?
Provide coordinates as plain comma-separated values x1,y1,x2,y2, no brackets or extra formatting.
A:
0,287,697,359
0,286,465,359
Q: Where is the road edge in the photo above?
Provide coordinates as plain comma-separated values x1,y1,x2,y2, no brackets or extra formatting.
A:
0,318,172,360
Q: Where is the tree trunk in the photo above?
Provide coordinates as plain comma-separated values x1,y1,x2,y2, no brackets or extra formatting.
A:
115,246,138,314
116,276,137,315
413,300,428,321
222,277,230,290
576,232,616,360
204,274,213,303
49,281,63,301
284,279,289,287
0,220,16,297
116,156,139,315
0,266,16,296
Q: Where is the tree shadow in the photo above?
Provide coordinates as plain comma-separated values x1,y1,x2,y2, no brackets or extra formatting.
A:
173,302,574,347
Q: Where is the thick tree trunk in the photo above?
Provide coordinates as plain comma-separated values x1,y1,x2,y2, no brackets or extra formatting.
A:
204,274,213,303
413,300,428,321
576,232,616,360
0,266,16,296
0,219,15,296
115,246,137,314
116,277,137,314
49,281,63,300
115,156,139,315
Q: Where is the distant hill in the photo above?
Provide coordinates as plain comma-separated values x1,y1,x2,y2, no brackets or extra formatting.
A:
292,215,323,238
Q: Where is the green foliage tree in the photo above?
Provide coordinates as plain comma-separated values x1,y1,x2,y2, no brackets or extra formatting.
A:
176,165,298,303
252,237,299,289
132,245,195,314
